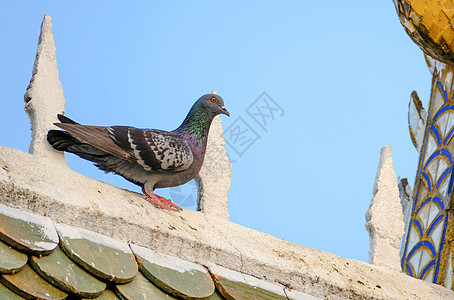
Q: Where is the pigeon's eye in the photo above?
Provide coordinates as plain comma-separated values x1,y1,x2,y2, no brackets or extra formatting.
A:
211,97,217,103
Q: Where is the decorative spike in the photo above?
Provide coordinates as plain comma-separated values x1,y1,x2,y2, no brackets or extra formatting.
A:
408,91,427,152
365,145,404,271
195,116,231,220
24,14,67,164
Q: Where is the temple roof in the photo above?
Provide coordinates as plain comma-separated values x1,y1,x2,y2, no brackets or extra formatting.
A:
0,204,298,299
0,12,453,300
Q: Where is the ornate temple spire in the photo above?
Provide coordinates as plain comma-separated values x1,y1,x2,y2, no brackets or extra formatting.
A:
393,0,454,289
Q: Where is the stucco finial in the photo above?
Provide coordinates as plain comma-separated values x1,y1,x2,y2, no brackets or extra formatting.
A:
195,116,231,220
24,14,66,164
365,145,405,271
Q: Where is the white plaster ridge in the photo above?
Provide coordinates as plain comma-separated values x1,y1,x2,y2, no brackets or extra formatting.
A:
1,145,453,299
365,145,405,271
24,14,66,164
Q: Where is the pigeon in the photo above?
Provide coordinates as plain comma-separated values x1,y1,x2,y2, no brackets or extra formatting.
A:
47,93,229,211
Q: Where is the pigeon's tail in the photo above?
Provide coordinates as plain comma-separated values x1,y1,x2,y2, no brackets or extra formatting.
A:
47,130,80,152
47,129,123,172
47,114,82,152
47,130,108,157
57,114,78,124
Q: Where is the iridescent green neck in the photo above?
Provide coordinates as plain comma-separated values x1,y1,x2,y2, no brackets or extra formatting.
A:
176,103,213,140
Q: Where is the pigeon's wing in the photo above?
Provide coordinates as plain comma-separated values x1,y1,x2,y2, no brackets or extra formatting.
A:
54,121,194,172
54,123,136,162
108,126,194,172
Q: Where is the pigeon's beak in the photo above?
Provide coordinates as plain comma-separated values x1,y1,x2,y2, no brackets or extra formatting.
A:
221,106,230,117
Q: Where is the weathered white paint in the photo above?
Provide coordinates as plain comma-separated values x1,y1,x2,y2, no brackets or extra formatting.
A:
365,145,405,271
196,116,231,220
24,14,66,165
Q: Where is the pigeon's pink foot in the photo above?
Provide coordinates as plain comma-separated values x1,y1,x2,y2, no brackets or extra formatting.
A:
142,188,182,212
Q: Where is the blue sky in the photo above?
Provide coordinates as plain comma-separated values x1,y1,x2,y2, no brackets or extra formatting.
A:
0,2,432,262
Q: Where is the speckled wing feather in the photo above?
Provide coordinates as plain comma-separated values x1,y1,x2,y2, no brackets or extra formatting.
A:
108,126,194,172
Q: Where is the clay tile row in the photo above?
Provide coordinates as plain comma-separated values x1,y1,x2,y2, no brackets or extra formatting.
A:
0,203,298,299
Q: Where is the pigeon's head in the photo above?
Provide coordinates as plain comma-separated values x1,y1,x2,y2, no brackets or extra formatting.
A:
197,93,230,118
178,93,230,135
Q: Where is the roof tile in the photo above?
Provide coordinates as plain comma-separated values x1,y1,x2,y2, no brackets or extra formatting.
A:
211,274,286,300
84,289,120,299
0,282,25,300
57,224,138,284
113,271,175,299
30,246,106,298
131,244,215,299
0,264,67,299
0,204,59,255
0,241,27,274
208,264,288,300
207,290,227,300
